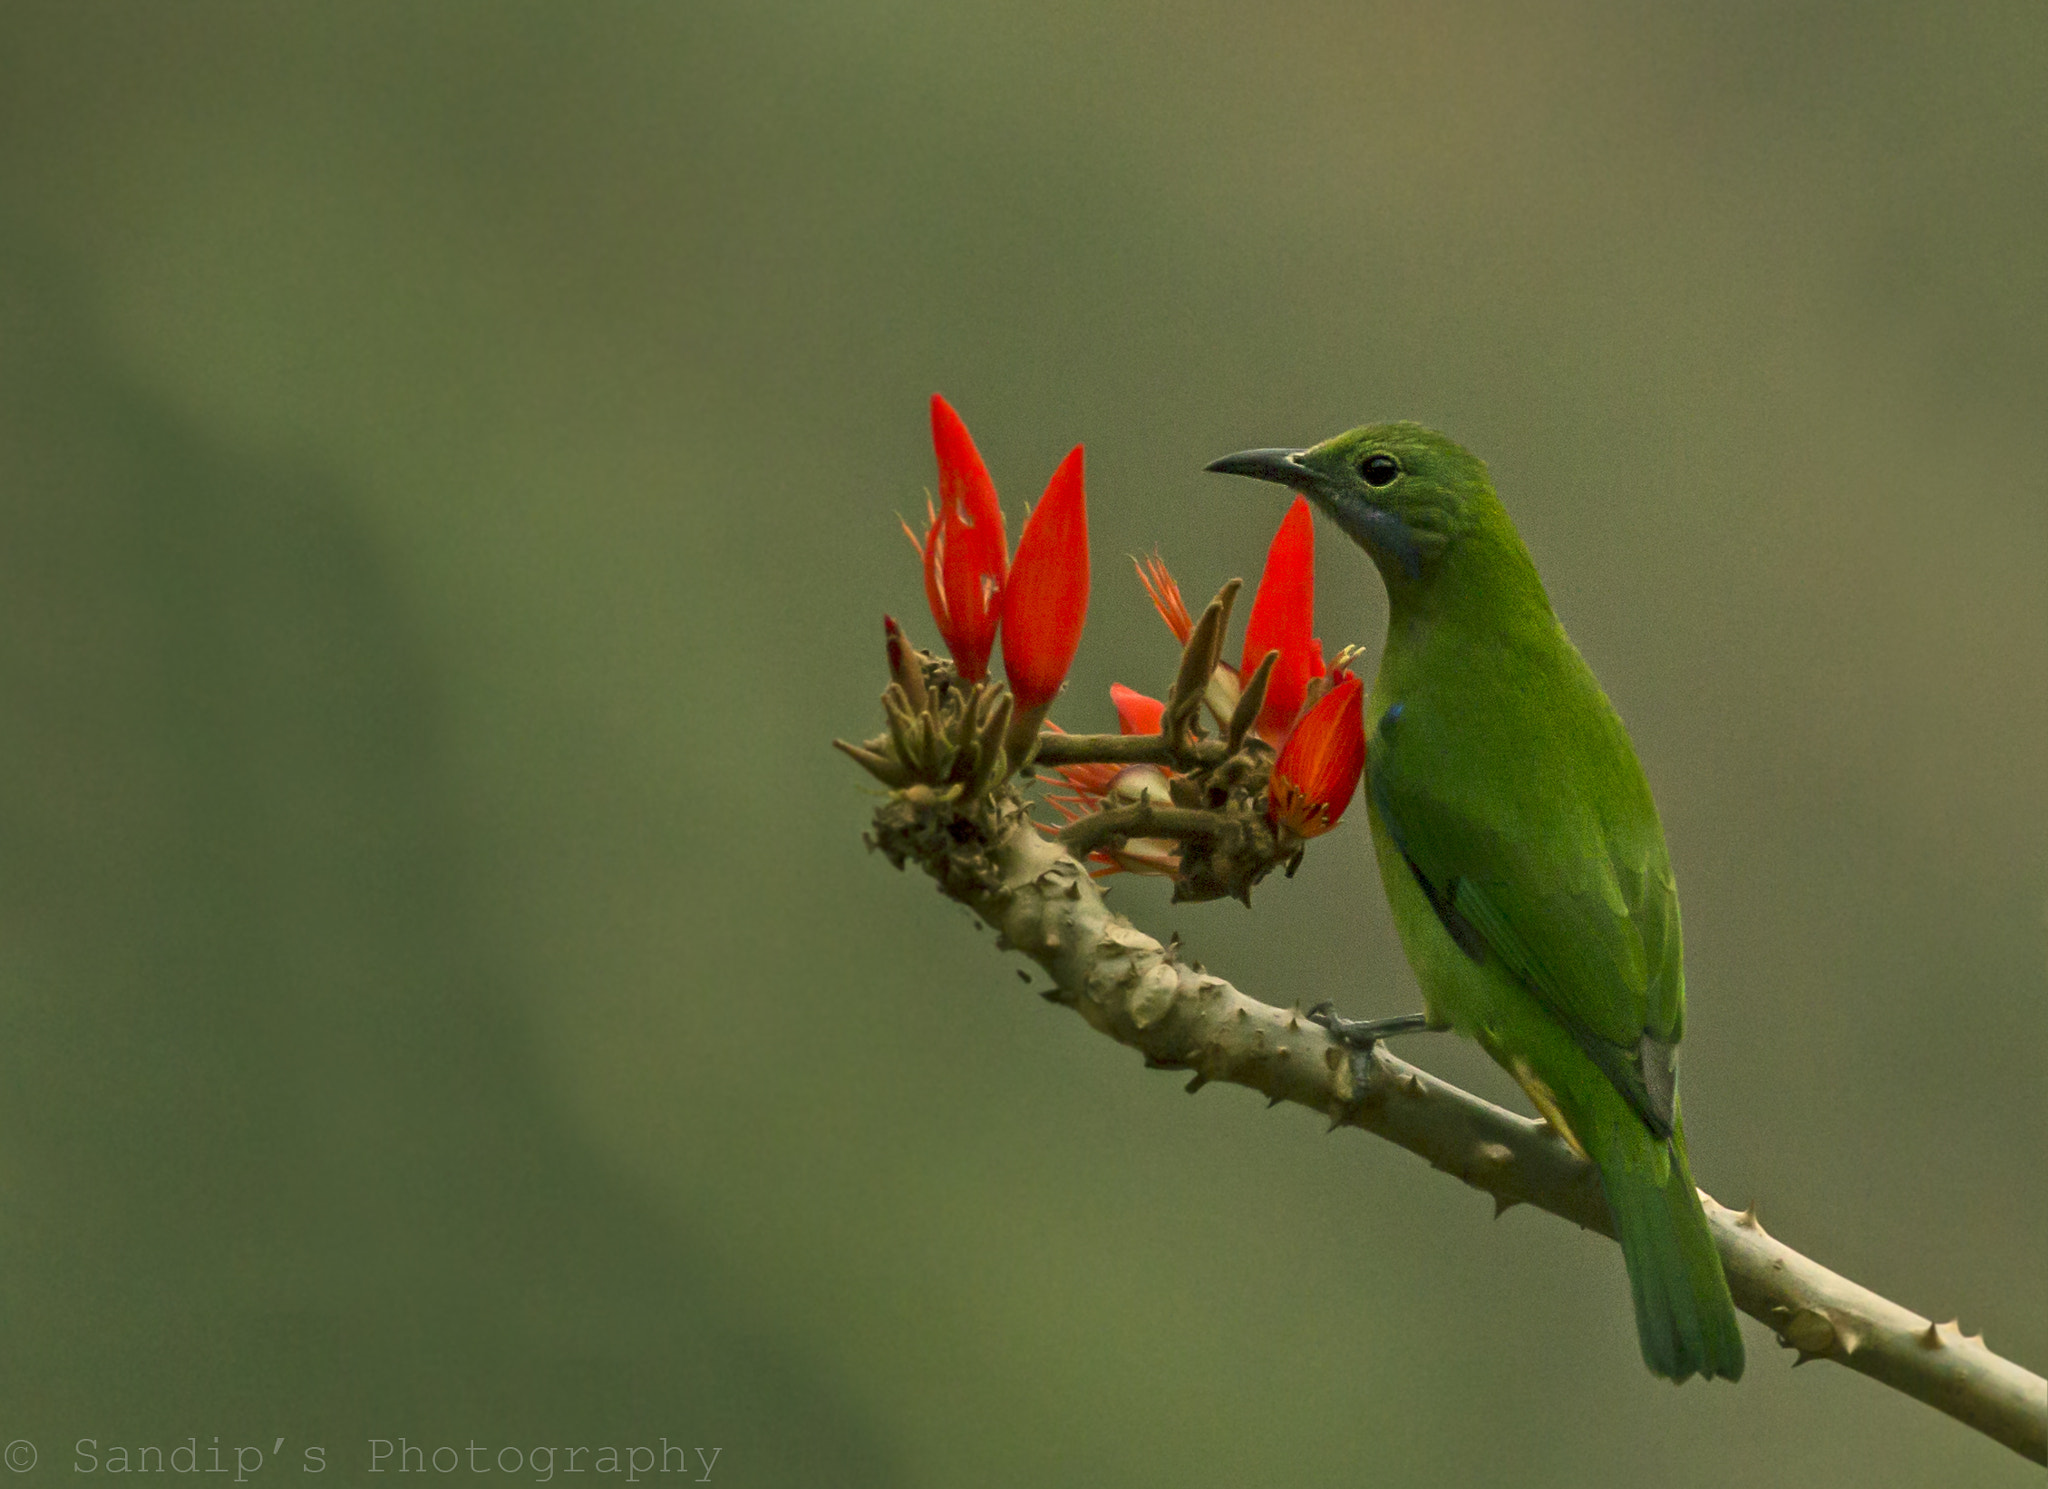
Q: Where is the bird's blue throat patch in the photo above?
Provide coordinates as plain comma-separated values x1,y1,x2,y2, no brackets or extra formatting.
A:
1334,503,1425,582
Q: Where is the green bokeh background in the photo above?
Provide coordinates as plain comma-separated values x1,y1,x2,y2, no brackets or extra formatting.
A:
2,5,2042,1485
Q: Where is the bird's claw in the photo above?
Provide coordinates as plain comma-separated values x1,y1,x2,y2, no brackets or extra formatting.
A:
1305,1004,1434,1051
1307,1001,1378,1051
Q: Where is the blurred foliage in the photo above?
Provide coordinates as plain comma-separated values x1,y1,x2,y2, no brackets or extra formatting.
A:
0,4,2041,1486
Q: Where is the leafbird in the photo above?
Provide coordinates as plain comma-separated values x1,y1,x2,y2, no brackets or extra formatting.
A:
1209,424,1744,1382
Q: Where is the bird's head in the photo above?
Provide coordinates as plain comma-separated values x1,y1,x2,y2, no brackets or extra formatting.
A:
1206,421,1493,586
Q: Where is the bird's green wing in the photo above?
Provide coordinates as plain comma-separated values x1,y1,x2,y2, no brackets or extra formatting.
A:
1369,704,1684,1136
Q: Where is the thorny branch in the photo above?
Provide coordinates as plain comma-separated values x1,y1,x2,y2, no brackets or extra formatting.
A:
851,473,2043,1465
857,781,2047,1464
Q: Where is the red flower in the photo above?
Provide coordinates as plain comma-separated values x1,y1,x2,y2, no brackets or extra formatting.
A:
1239,496,1316,745
1134,500,1328,740
1001,446,1090,716
919,395,1009,682
910,396,1089,714
1267,673,1365,838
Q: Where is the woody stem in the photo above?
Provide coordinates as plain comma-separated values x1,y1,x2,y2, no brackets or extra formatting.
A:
1032,732,1227,770
1057,803,1233,860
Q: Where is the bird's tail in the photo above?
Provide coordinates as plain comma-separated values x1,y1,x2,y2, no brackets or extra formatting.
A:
1596,1116,1745,1382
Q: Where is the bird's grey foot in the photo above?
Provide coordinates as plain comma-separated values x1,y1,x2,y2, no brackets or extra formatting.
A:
1305,1004,1432,1051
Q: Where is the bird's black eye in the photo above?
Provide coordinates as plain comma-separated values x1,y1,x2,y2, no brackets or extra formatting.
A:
1360,454,1400,488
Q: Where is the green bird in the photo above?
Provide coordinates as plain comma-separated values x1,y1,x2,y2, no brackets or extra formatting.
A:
1208,423,1744,1383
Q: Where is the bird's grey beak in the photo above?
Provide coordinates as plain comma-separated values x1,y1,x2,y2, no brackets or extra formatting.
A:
1204,447,1316,491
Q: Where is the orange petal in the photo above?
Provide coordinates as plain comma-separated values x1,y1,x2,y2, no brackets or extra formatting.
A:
1134,552,1194,644
1109,683,1165,736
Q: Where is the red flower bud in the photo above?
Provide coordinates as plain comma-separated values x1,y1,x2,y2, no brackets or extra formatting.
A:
882,614,928,711
1241,497,1316,744
923,395,1009,681
1268,673,1365,838
1000,445,1089,715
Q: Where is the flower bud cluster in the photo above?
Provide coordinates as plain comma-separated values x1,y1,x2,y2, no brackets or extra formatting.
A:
839,397,1369,906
